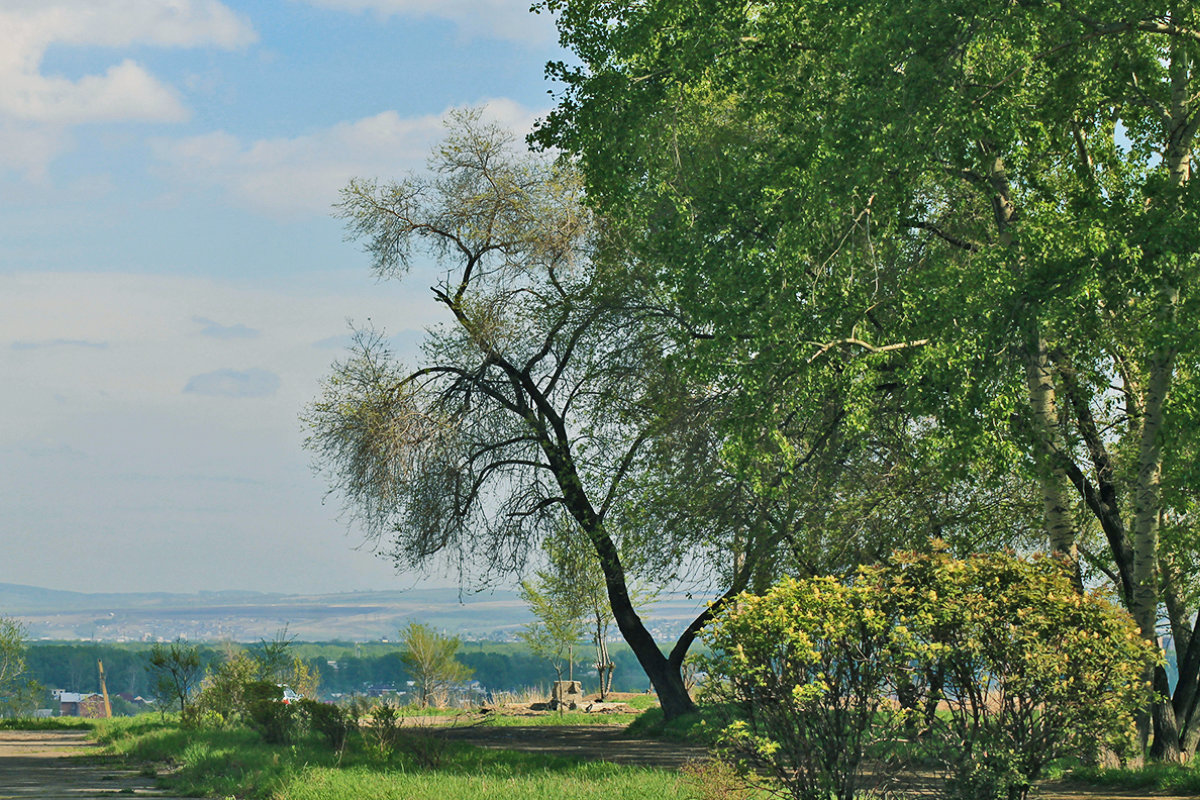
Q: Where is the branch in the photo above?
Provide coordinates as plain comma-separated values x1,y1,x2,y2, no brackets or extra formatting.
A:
807,337,930,364
906,219,984,252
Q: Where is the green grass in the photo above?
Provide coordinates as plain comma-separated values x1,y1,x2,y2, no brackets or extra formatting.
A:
1067,762,1200,795
0,716,94,731
476,710,633,727
623,705,727,744
275,757,684,800
88,716,699,800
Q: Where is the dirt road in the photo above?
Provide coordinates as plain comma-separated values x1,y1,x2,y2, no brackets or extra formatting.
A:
0,730,182,799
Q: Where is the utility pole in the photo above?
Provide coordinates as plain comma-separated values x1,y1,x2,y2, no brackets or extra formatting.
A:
97,660,112,718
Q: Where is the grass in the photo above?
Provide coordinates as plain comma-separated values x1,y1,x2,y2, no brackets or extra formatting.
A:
0,716,94,731
623,704,727,744
274,757,685,800
81,714,700,800
476,711,630,727
1067,762,1200,795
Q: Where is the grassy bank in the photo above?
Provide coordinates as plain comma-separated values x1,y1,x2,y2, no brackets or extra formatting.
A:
83,715,698,800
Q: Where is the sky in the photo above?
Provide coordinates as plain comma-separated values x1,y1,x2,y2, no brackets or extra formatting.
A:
0,0,568,595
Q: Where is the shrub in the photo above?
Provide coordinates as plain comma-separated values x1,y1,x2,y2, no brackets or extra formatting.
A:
701,552,1157,800
300,699,353,751
701,576,911,800
878,551,1155,800
244,681,297,744
190,651,258,726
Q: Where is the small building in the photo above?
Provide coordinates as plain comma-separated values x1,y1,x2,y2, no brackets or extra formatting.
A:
56,692,108,718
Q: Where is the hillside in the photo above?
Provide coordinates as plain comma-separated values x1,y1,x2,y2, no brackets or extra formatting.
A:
0,583,704,643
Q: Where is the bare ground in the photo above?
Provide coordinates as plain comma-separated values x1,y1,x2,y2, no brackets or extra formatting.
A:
0,730,189,799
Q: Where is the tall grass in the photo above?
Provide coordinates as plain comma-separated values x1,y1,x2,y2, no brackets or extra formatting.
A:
277,761,684,800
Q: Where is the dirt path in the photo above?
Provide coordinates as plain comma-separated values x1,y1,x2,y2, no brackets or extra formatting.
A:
430,723,710,769
425,723,1191,800
0,730,183,799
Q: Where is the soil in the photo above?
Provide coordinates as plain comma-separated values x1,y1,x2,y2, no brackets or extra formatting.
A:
0,730,185,799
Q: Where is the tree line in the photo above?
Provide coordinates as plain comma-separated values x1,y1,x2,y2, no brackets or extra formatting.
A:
15,639,650,708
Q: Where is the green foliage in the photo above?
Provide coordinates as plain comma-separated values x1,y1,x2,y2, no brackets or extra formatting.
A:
300,698,354,751
538,0,1200,755
702,576,908,800
881,552,1156,799
399,622,473,708
702,552,1157,800
519,556,588,685
189,650,257,726
145,639,203,715
0,617,41,718
243,681,295,744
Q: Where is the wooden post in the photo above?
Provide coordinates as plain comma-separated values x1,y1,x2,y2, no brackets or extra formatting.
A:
98,660,112,718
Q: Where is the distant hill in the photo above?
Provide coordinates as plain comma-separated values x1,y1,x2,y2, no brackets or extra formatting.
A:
0,582,704,644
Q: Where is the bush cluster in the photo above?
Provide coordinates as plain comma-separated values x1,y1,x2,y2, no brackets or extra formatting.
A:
701,551,1156,800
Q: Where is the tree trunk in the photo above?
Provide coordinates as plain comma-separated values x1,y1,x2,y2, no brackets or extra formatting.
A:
1133,353,1181,762
1023,332,1078,579
546,442,697,718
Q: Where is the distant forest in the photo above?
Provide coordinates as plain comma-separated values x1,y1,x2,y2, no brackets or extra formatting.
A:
27,640,652,709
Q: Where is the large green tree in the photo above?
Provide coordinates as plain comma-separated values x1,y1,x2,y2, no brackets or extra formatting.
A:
537,0,1200,758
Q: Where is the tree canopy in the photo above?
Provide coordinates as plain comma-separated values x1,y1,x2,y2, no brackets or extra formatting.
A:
536,0,1200,759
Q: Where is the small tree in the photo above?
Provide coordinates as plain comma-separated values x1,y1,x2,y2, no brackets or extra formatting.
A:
146,639,203,715
191,649,257,725
0,617,41,718
520,576,586,688
399,622,472,707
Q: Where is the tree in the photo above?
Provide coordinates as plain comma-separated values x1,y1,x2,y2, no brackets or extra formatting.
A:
536,0,1200,758
399,622,472,707
518,525,635,697
304,109,782,719
146,639,203,715
249,626,319,699
0,617,40,718
519,576,586,689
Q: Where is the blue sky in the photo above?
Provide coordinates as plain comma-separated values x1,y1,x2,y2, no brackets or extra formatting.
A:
0,0,567,594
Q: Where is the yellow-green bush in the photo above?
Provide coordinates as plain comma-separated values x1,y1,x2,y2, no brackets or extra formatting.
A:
702,551,1156,800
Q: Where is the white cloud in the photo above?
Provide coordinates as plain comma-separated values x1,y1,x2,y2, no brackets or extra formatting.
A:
0,1,256,173
299,0,556,44
152,99,546,217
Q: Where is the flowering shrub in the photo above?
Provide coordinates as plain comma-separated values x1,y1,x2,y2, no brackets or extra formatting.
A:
702,551,1156,800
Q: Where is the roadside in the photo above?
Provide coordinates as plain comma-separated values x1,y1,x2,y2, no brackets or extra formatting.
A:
0,730,184,799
